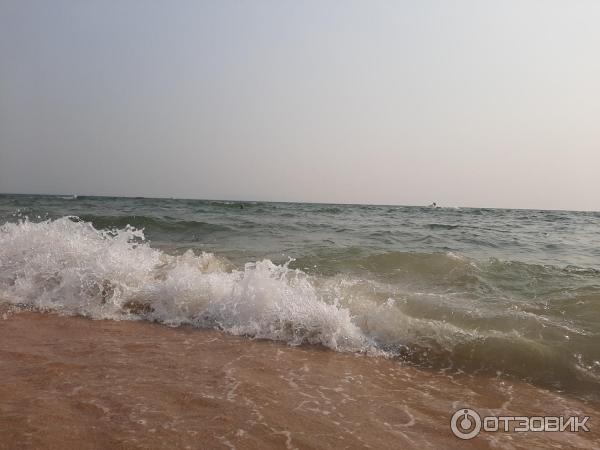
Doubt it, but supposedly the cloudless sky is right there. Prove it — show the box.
[1,0,598,210]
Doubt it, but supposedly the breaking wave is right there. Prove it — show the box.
[1,217,599,398]
[0,217,371,353]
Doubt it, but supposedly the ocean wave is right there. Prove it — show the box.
[0,218,371,353]
[313,206,344,214]
[291,250,482,287]
[1,217,599,397]
[426,223,461,230]
[206,200,264,209]
[76,214,233,233]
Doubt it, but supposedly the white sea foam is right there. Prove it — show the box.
[0,218,372,353]
[1,217,587,372]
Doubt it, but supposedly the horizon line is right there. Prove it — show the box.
[0,192,597,214]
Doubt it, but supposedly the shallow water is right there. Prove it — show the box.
[1,194,599,400]
[1,311,598,449]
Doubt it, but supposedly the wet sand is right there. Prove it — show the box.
[0,311,598,449]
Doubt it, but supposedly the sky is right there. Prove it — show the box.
[0,1,598,210]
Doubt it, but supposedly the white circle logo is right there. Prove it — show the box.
[451,408,482,439]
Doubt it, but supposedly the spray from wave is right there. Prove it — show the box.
[0,217,372,353]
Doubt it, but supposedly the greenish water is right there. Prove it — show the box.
[1,194,599,400]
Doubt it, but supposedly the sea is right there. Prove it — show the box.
[1,193,599,402]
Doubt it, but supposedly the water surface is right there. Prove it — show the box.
[1,194,599,400]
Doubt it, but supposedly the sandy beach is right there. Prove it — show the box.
[2,0,599,447]
[0,310,598,450]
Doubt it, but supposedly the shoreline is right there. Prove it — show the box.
[1,310,598,449]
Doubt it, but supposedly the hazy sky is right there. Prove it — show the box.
[1,1,598,210]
